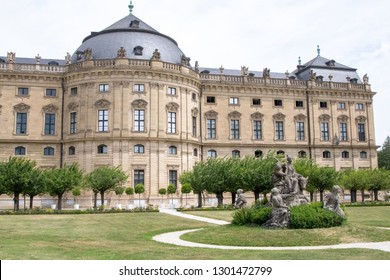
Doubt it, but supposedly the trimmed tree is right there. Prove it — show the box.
[85,166,128,209]
[159,188,167,205]
[125,187,134,206]
[134,183,145,207]
[181,183,192,206]
[45,163,83,210]
[167,184,176,206]
[0,157,38,211]
[114,186,125,207]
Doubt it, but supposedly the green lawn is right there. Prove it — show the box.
[0,207,389,260]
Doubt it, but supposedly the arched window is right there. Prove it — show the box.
[323,150,331,159]
[169,146,177,155]
[298,151,307,158]
[134,144,145,154]
[255,150,263,158]
[15,146,26,156]
[44,147,55,156]
[360,151,368,159]
[341,151,349,159]
[97,144,108,154]
[277,150,285,156]
[68,146,76,156]
[134,46,143,56]
[232,150,241,158]
[208,150,217,158]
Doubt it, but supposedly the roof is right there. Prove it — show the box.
[72,13,187,65]
[199,67,286,79]
[0,56,66,65]
[292,55,362,83]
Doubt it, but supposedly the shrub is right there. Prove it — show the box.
[250,207,272,225]
[231,207,252,226]
[289,203,345,229]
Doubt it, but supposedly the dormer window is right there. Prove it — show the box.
[326,60,335,66]
[130,20,140,28]
[249,73,255,77]
[48,61,59,66]
[200,70,210,74]
[0,58,6,63]
[134,46,144,56]
[350,78,358,84]
[316,75,324,82]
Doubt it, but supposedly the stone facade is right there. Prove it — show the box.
[0,12,378,208]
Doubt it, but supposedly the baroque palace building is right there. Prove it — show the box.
[0,4,377,206]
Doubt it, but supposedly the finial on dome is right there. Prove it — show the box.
[129,0,134,15]
[317,45,321,56]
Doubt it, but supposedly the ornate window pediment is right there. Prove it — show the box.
[251,112,264,120]
[319,114,331,122]
[191,108,199,117]
[166,102,179,112]
[14,103,30,112]
[95,99,111,109]
[228,111,241,119]
[42,104,59,113]
[294,114,306,121]
[67,102,79,112]
[204,110,218,118]
[131,99,148,109]
[337,114,349,122]
[355,116,367,123]
[273,112,286,120]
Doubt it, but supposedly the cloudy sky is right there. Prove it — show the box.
[1,0,389,146]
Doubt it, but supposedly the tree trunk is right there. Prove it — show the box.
[361,189,365,202]
[29,196,34,209]
[231,192,236,205]
[57,193,63,210]
[216,192,223,207]
[197,192,202,208]
[14,192,20,211]
[374,189,379,201]
[100,191,105,208]
[319,189,324,202]
[254,191,260,202]
[310,192,314,202]
[93,192,98,209]
[351,190,357,203]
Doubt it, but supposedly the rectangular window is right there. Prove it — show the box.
[253,120,262,140]
[44,113,56,135]
[231,120,240,139]
[338,102,346,109]
[274,100,283,107]
[192,116,197,137]
[71,87,78,96]
[296,101,304,108]
[340,123,348,141]
[168,112,176,134]
[192,93,197,101]
[99,84,110,92]
[358,123,366,141]
[296,122,305,141]
[98,110,109,132]
[321,122,330,141]
[168,87,177,95]
[229,97,239,105]
[134,170,145,186]
[356,103,364,110]
[252,98,261,106]
[70,112,77,134]
[134,109,145,132]
[275,121,284,140]
[45,89,57,97]
[134,84,145,92]
[320,101,328,109]
[207,119,216,139]
[169,170,178,188]
[18,87,29,96]
[16,113,27,134]
[206,96,216,104]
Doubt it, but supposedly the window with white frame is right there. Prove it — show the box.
[134,109,145,132]
[253,120,262,140]
[133,84,145,92]
[207,119,216,139]
[99,84,110,92]
[230,119,240,139]
[70,112,77,134]
[167,87,177,95]
[167,112,176,134]
[340,123,348,141]
[296,121,305,141]
[275,121,284,140]
[229,97,239,105]
[98,110,109,132]
[134,144,145,154]
[44,113,56,135]
[321,122,330,141]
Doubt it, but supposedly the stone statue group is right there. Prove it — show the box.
[234,156,346,228]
